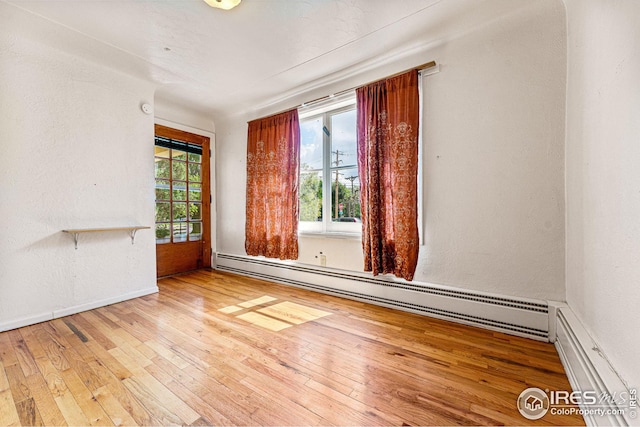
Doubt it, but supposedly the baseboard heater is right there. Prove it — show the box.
[215,253,550,341]
[554,307,633,426]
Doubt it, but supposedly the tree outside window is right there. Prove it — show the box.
[299,102,361,234]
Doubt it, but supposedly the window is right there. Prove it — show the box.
[299,96,361,234]
[154,137,204,244]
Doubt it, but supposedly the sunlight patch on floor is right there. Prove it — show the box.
[219,296,332,331]
[236,312,292,331]
[238,295,278,308]
[258,301,331,325]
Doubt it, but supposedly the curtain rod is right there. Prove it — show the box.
[260,61,437,119]
[301,60,437,109]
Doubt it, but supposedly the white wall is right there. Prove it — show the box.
[0,15,157,330]
[417,1,566,299]
[154,93,216,135]
[564,0,640,390]
[216,0,567,301]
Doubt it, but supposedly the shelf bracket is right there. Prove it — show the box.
[71,232,80,250]
[129,228,139,245]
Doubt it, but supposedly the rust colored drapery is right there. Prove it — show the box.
[245,109,300,260]
[356,70,420,281]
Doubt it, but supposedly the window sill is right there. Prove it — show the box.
[298,231,361,240]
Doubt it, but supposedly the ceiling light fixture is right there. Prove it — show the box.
[203,0,241,10]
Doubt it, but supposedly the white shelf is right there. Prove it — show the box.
[62,226,150,249]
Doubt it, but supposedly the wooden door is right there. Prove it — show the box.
[154,124,211,277]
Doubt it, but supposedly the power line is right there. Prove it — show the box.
[345,175,359,217]
[332,150,344,218]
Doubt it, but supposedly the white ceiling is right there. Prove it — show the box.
[4,0,528,121]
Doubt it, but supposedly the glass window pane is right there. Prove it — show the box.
[155,159,170,179]
[300,171,323,222]
[300,117,323,170]
[155,147,170,158]
[189,222,202,241]
[172,223,187,242]
[188,152,201,163]
[155,223,170,244]
[172,161,186,181]
[331,167,361,221]
[188,164,201,182]
[155,179,170,200]
[172,181,186,201]
[172,149,187,161]
[330,109,357,168]
[189,183,202,201]
[173,202,187,222]
[189,203,202,221]
[155,202,171,222]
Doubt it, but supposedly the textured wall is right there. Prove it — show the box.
[564,0,640,391]
[0,19,157,329]
[216,0,567,301]
[414,0,566,299]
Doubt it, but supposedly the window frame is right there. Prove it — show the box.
[298,95,361,236]
[154,142,204,244]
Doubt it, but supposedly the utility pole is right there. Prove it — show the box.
[345,175,358,217]
[332,150,344,219]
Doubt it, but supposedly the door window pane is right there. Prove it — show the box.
[188,153,201,163]
[155,147,170,158]
[189,222,202,241]
[172,161,186,181]
[173,223,187,242]
[155,180,170,200]
[172,181,186,201]
[155,202,171,222]
[188,164,201,182]
[155,159,170,179]
[189,203,202,221]
[173,202,187,222]
[155,223,170,244]
[172,149,187,161]
[189,183,202,201]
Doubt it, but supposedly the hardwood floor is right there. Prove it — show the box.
[0,269,585,426]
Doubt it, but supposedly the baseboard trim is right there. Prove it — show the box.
[0,286,159,333]
[215,252,550,341]
[0,312,55,334]
[554,306,633,426]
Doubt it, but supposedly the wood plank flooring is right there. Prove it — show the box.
[0,269,585,426]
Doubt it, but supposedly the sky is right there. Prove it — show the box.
[300,108,359,186]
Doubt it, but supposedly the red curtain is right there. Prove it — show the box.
[245,110,300,260]
[356,70,420,281]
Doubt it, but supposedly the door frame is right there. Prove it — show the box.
[155,124,211,276]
